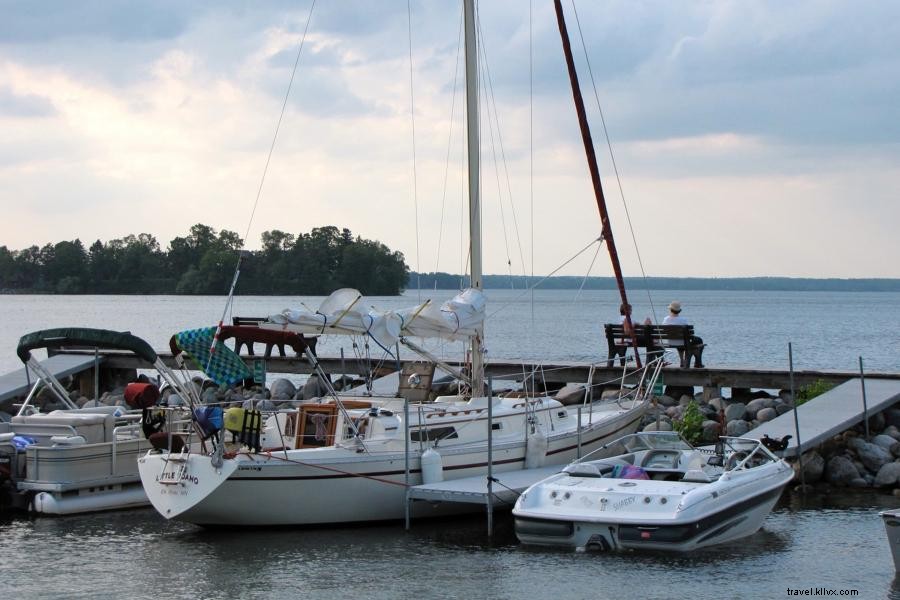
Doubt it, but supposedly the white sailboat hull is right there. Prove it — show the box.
[883,510,900,572]
[139,402,646,526]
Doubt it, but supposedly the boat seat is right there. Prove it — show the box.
[640,450,681,469]
[10,413,115,445]
[681,469,713,483]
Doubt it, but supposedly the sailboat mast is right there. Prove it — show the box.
[464,0,485,395]
[552,0,641,367]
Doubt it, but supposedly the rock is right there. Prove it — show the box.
[892,442,900,458]
[825,455,860,486]
[799,451,825,483]
[302,375,329,400]
[269,378,297,401]
[678,395,694,407]
[756,407,777,423]
[778,389,794,406]
[874,462,900,487]
[699,404,719,420]
[775,404,793,416]
[724,402,747,423]
[873,434,897,450]
[708,397,725,412]
[656,395,677,408]
[725,419,750,437]
[848,477,869,488]
[856,442,892,473]
[701,420,721,443]
[643,421,673,432]
[243,398,275,412]
[884,408,900,429]
[745,398,768,419]
[846,437,866,452]
[665,406,684,421]
[883,425,900,440]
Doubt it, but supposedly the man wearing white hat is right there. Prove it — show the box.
[663,301,704,367]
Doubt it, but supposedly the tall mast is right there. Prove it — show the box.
[464,0,485,394]
[552,0,641,367]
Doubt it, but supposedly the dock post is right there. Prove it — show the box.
[93,347,99,403]
[860,357,870,440]
[404,396,410,531]
[789,343,805,491]
[577,406,582,459]
[487,375,493,537]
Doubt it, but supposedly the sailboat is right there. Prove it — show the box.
[137,0,655,527]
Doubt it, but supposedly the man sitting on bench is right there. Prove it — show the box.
[662,300,704,368]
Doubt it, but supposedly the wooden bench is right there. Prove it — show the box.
[603,324,704,368]
[226,318,317,358]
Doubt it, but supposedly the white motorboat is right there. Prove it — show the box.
[0,328,195,514]
[883,509,900,571]
[513,432,794,552]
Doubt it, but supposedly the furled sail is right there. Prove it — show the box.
[265,288,485,348]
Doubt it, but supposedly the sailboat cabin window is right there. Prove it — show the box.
[411,427,458,442]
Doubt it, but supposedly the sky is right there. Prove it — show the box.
[1,0,898,279]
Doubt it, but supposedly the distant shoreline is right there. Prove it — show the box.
[408,273,900,293]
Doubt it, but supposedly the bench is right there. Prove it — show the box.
[603,324,704,368]
[225,319,318,359]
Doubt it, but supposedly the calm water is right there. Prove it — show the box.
[1,289,899,375]
[1,291,899,598]
[0,494,898,599]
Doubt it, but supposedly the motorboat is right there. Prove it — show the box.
[513,432,794,552]
[0,328,195,514]
[883,509,900,571]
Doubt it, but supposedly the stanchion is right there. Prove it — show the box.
[487,374,494,537]
[859,356,870,440]
[789,342,805,491]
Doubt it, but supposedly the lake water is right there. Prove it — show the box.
[1,290,899,598]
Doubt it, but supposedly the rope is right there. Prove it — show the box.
[208,0,317,360]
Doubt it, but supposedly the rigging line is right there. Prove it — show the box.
[574,238,603,304]
[570,0,659,322]
[477,38,514,287]
[487,235,603,318]
[435,9,465,274]
[529,0,535,327]
[407,0,422,301]
[476,17,528,281]
[208,0,316,366]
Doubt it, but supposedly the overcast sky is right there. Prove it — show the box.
[1,0,898,278]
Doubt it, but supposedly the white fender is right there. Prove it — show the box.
[525,424,548,469]
[421,447,444,484]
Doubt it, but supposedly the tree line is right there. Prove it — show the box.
[0,224,409,296]
[410,272,900,292]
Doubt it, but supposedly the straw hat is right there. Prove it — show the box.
[668,301,682,313]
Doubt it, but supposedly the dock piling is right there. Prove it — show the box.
[860,356,870,440]
[789,342,805,491]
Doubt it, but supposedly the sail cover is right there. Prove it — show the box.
[266,288,485,349]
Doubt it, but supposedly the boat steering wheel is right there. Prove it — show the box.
[726,451,748,471]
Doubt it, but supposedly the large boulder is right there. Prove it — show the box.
[643,421,673,432]
[302,375,329,400]
[724,402,747,423]
[856,442,892,473]
[875,462,900,487]
[799,451,825,483]
[756,407,777,423]
[269,378,297,401]
[825,455,860,486]
[873,434,897,450]
[725,419,750,437]
[707,397,725,412]
[883,425,900,441]
[701,420,721,443]
[745,398,768,420]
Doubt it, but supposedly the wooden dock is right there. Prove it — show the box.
[745,377,900,457]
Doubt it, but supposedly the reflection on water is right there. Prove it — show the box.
[1,492,898,600]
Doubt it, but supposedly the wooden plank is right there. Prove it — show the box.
[745,378,900,457]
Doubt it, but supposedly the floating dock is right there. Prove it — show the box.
[407,465,561,506]
[746,377,900,457]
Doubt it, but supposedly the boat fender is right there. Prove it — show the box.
[525,424,548,469]
[421,447,444,484]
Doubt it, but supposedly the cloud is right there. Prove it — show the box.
[0,85,55,117]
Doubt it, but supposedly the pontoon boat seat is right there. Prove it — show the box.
[10,412,115,445]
